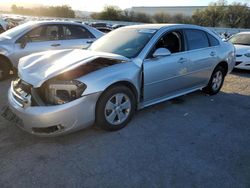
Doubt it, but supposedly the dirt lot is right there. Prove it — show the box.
[0,70,249,188]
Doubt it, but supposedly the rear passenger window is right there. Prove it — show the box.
[207,33,220,46]
[185,29,209,50]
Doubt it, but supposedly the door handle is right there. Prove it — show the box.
[178,57,188,64]
[210,51,216,56]
[86,40,94,44]
[51,44,61,47]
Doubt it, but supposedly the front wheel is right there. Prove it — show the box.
[203,66,226,95]
[96,85,136,131]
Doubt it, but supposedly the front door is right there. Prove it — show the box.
[143,30,190,103]
[13,24,64,67]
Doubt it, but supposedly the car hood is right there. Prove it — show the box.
[234,44,250,55]
[18,49,130,87]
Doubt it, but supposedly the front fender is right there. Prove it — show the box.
[0,44,14,66]
[0,47,10,57]
[78,62,142,98]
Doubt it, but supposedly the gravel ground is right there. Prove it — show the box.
[0,70,249,188]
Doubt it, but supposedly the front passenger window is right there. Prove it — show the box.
[45,25,60,41]
[25,26,44,42]
[21,25,60,42]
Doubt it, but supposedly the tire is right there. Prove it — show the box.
[203,66,226,95]
[96,85,136,131]
[0,58,11,81]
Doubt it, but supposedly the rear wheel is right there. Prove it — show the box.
[203,66,226,95]
[0,58,11,81]
[96,85,136,131]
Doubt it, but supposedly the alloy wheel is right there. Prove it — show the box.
[104,93,131,125]
[212,70,223,91]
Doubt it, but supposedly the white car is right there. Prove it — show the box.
[229,32,250,70]
[0,21,104,80]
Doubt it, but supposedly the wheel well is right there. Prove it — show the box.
[217,61,228,74]
[95,81,139,116]
[106,81,139,101]
[0,55,13,70]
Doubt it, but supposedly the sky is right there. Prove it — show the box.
[1,0,250,12]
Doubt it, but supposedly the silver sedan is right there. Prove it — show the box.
[3,24,235,136]
[0,21,104,80]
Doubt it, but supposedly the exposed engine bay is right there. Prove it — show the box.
[13,57,124,106]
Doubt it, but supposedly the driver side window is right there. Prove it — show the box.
[148,30,184,58]
[19,25,60,43]
[157,31,183,53]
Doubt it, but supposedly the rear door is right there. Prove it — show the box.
[13,24,64,65]
[183,29,219,87]
[61,24,96,49]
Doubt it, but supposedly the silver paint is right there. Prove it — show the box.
[7,24,235,136]
[0,21,104,68]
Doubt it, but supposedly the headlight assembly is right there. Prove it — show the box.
[45,80,86,105]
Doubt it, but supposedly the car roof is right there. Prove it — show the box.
[24,20,85,26]
[124,23,204,30]
[123,23,218,38]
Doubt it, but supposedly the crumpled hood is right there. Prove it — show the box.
[234,44,250,55]
[18,49,129,87]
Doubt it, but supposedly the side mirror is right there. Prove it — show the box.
[153,48,171,58]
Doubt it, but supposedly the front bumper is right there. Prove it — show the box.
[5,88,101,136]
[235,55,250,70]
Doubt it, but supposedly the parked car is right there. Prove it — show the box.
[2,24,235,136]
[112,24,126,29]
[229,32,250,70]
[0,21,104,80]
[0,18,8,33]
[90,22,111,29]
[95,27,112,33]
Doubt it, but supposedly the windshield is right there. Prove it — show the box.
[229,33,250,46]
[0,22,33,39]
[89,28,157,58]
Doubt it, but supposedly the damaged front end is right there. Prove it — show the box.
[12,57,124,107]
[11,78,86,107]
[5,49,133,136]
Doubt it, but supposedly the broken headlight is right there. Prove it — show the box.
[45,80,86,105]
